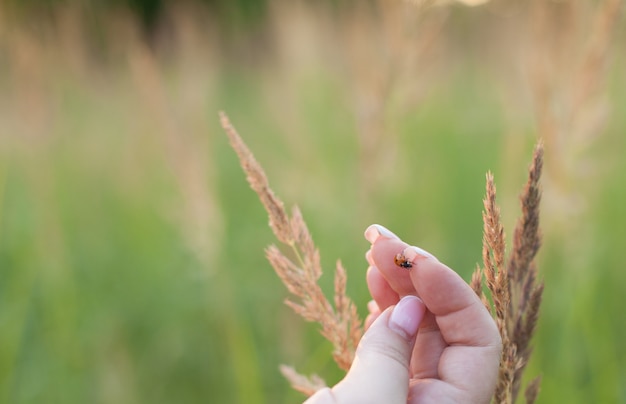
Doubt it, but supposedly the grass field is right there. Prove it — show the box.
[0,1,625,403]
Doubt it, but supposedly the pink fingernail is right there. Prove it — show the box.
[403,245,437,262]
[389,295,426,339]
[364,224,399,244]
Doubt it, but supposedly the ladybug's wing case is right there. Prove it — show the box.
[393,253,413,269]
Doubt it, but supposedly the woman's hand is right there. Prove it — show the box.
[305,224,502,404]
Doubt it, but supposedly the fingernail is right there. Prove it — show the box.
[364,224,399,244]
[403,245,437,262]
[389,295,426,339]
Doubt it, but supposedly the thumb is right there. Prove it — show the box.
[314,296,426,403]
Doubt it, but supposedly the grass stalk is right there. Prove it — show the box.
[220,111,363,394]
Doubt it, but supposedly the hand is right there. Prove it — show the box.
[305,224,502,404]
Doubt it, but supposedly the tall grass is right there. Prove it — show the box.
[0,1,624,403]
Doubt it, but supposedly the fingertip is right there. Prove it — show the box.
[364,224,400,244]
[403,245,437,262]
[367,299,379,314]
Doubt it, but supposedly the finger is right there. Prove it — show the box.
[366,265,400,311]
[364,225,415,296]
[332,296,426,404]
[364,314,377,330]
[364,225,445,378]
[402,245,500,346]
[410,310,446,379]
[401,245,501,403]
[365,300,381,330]
[303,388,335,404]
[367,299,380,315]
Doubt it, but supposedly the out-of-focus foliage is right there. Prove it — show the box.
[0,1,624,403]
[2,0,269,30]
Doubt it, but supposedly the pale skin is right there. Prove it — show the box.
[305,224,502,404]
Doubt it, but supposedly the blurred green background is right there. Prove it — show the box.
[0,0,625,402]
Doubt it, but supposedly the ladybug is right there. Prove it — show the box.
[394,253,413,269]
